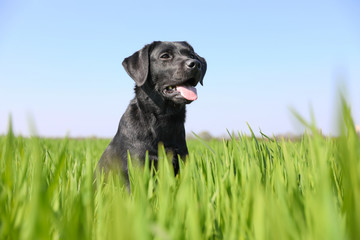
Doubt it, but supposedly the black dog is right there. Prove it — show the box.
[96,41,206,184]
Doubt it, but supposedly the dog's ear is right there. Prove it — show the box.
[122,44,151,87]
[196,54,207,86]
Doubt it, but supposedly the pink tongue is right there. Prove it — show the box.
[176,85,198,101]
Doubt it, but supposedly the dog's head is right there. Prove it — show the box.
[122,41,207,105]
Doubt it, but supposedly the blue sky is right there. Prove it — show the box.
[1,0,359,137]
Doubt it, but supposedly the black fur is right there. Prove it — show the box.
[96,41,206,184]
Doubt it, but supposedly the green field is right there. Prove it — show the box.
[1,102,359,240]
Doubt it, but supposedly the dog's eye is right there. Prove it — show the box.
[189,54,195,59]
[160,53,171,59]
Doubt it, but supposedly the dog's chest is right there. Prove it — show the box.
[153,115,184,142]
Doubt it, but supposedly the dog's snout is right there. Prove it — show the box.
[186,59,201,69]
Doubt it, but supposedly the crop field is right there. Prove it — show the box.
[1,102,359,240]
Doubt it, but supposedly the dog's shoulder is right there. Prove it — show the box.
[118,98,155,138]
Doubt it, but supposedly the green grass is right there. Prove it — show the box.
[1,102,359,239]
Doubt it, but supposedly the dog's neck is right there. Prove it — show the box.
[134,84,186,117]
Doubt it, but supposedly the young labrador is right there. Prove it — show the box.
[96,41,206,184]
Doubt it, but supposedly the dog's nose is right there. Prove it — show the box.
[186,59,201,69]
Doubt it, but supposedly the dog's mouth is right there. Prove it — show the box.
[162,78,198,101]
